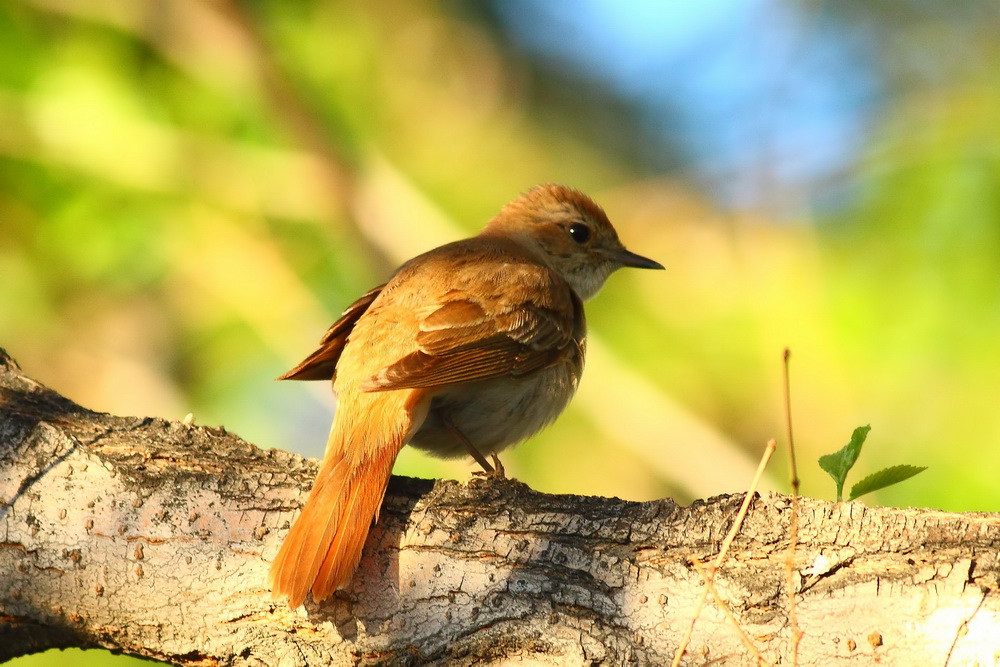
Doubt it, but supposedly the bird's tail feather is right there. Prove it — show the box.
[269,425,404,608]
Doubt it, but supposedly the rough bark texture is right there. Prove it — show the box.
[1,347,998,666]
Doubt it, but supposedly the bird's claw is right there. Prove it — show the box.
[472,453,506,480]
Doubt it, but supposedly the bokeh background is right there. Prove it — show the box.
[3,1,999,664]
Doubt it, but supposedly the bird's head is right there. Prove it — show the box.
[482,183,663,300]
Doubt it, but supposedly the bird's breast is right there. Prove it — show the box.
[408,350,584,459]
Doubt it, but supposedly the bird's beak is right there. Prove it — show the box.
[605,248,665,270]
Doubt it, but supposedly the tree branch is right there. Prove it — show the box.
[1,347,997,665]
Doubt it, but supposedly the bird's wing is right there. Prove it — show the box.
[277,285,385,381]
[361,265,584,391]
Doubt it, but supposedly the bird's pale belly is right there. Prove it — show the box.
[407,360,582,459]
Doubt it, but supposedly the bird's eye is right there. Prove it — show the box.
[568,222,591,244]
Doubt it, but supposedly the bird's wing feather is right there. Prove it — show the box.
[362,266,583,391]
[277,285,385,381]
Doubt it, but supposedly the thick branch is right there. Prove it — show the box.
[0,347,997,666]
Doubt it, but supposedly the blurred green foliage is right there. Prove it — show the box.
[6,649,148,667]
[2,1,1000,664]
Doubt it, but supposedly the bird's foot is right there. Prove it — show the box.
[472,453,506,480]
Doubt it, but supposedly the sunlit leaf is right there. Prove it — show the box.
[818,425,871,502]
[849,465,928,501]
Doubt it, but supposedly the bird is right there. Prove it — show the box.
[269,183,663,607]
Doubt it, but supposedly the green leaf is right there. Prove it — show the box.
[818,425,871,501]
[849,465,927,501]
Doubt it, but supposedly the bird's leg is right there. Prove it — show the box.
[442,417,505,479]
[489,452,506,480]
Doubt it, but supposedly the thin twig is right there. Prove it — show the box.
[670,439,777,667]
[690,558,770,666]
[782,348,803,664]
[783,348,799,496]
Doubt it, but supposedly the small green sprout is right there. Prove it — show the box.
[818,425,926,502]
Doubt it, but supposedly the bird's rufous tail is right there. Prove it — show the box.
[269,426,404,608]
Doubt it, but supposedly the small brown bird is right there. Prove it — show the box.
[269,184,663,607]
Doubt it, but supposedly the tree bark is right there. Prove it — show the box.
[0,347,997,666]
